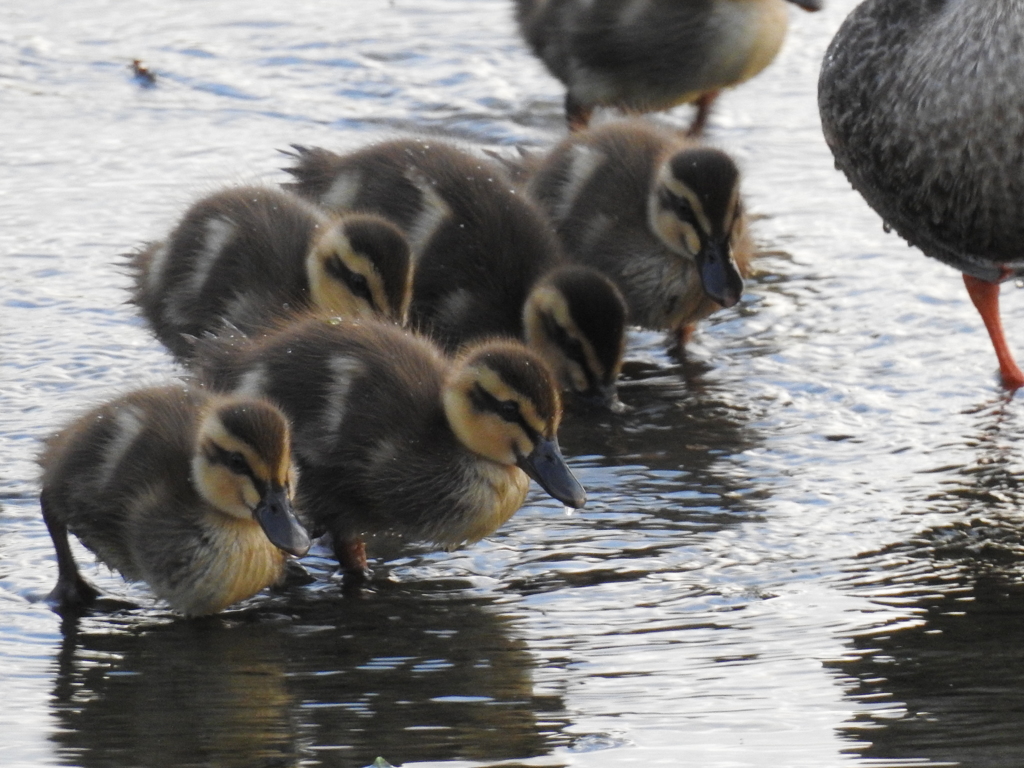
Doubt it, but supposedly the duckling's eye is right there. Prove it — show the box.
[344,270,373,304]
[326,255,375,305]
[498,400,520,421]
[470,383,525,425]
[225,451,250,475]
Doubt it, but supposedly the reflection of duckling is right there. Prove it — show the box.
[819,0,1024,390]
[39,386,310,615]
[195,315,586,578]
[129,186,411,362]
[514,0,822,133]
[283,141,627,406]
[526,119,753,347]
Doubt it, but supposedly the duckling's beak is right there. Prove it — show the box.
[786,0,822,10]
[517,438,587,509]
[695,237,744,308]
[254,486,311,557]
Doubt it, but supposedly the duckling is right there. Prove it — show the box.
[193,315,586,579]
[38,386,310,616]
[283,140,628,407]
[513,0,822,134]
[521,266,627,409]
[526,119,753,348]
[129,185,411,363]
[819,0,1024,390]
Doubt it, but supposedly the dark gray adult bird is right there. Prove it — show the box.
[819,0,1024,390]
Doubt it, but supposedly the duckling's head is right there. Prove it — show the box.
[443,341,587,509]
[523,266,627,412]
[307,214,412,324]
[192,397,310,557]
[649,147,745,308]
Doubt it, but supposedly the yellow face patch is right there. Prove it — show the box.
[193,411,281,519]
[443,363,547,466]
[307,228,390,320]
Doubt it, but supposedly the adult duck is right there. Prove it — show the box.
[819,0,1024,389]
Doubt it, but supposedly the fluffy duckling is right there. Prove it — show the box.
[283,139,628,406]
[521,266,626,409]
[38,386,310,616]
[194,315,586,579]
[526,119,753,347]
[514,0,822,134]
[129,186,411,363]
[819,0,1024,390]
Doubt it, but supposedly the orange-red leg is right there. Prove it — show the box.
[334,535,369,585]
[963,274,1024,390]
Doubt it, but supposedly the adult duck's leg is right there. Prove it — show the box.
[41,492,100,611]
[963,274,1024,390]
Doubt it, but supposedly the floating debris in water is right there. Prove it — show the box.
[130,59,157,87]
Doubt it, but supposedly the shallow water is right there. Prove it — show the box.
[4,1,1024,766]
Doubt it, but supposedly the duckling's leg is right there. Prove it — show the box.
[687,91,720,137]
[963,274,1024,391]
[334,535,369,584]
[41,493,100,612]
[565,93,593,133]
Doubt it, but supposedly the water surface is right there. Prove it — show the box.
[4,1,1024,766]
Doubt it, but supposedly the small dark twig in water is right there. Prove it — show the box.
[130,59,156,87]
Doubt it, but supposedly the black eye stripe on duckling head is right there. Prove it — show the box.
[658,187,701,231]
[216,402,288,473]
[325,254,375,306]
[666,148,739,236]
[205,443,259,484]
[469,382,537,436]
[343,217,410,312]
[548,269,626,384]
[540,311,597,389]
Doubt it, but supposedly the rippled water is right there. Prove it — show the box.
[4,1,1024,766]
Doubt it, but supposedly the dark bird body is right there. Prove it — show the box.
[514,0,822,133]
[819,0,1024,389]
[284,140,627,405]
[129,186,410,363]
[194,316,585,577]
[39,386,309,616]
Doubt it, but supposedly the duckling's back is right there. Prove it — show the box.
[130,187,320,359]
[194,317,473,538]
[39,387,203,581]
[286,140,564,350]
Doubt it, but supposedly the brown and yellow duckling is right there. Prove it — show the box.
[514,0,822,134]
[39,386,310,616]
[194,315,586,580]
[129,185,411,363]
[526,119,753,349]
[283,140,628,407]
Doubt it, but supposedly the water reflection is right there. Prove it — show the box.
[49,579,568,768]
[832,403,1024,767]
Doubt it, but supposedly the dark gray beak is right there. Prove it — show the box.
[255,486,311,557]
[517,437,587,509]
[786,0,822,10]
[695,237,744,308]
